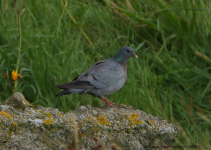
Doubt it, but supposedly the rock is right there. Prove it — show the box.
[0,92,179,150]
[1,92,32,108]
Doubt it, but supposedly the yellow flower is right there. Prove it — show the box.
[12,70,19,81]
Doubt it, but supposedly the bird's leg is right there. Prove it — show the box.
[100,97,115,107]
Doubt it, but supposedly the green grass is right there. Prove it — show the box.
[0,0,210,149]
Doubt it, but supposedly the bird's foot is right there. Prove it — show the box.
[101,97,115,107]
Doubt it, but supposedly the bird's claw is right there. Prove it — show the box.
[101,97,115,107]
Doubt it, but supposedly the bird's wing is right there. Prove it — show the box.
[79,59,124,89]
[56,60,124,89]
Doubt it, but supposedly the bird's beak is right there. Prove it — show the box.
[133,53,138,58]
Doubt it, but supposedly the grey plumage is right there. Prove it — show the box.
[56,46,137,106]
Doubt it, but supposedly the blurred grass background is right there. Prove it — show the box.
[0,0,211,149]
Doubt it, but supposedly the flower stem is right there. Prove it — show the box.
[14,9,25,91]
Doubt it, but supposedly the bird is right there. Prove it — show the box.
[56,46,138,106]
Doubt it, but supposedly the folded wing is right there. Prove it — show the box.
[56,59,123,90]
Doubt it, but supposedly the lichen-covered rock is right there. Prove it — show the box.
[0,93,179,150]
[1,92,32,108]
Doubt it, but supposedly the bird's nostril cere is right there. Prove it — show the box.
[133,53,138,58]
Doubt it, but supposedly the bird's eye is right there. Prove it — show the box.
[127,50,129,52]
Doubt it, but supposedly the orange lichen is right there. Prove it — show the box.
[0,111,13,119]
[96,115,111,126]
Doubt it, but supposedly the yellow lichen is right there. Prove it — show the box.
[79,117,91,128]
[96,115,111,126]
[36,109,41,114]
[8,129,13,139]
[44,118,53,125]
[81,133,85,137]
[89,116,94,119]
[18,128,23,132]
[13,121,18,126]
[8,122,18,140]
[30,111,33,114]
[127,113,142,127]
[131,113,139,119]
[92,126,100,133]
[58,112,63,118]
[146,120,153,125]
[46,112,53,118]
[0,111,13,119]
[106,121,111,126]
[83,118,89,122]
[147,120,158,129]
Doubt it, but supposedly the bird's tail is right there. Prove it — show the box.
[56,89,84,96]
[56,89,71,96]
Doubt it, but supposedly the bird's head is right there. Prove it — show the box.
[114,46,138,62]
